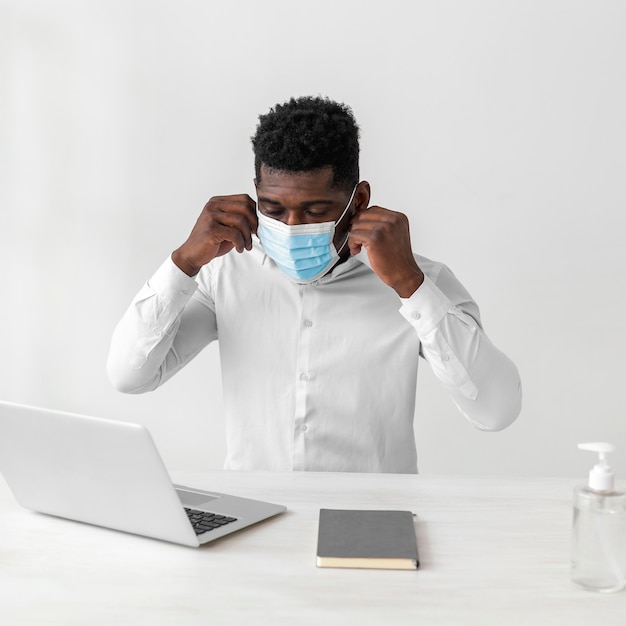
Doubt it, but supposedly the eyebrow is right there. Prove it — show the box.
[257,196,336,208]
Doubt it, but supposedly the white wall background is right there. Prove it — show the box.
[1,0,625,478]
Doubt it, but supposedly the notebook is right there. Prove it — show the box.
[0,401,286,547]
[316,508,419,570]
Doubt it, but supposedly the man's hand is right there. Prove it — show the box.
[172,194,257,277]
[348,206,424,298]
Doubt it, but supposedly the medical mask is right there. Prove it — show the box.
[256,185,357,284]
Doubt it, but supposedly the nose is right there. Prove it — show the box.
[285,211,304,226]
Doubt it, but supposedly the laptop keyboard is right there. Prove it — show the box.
[184,507,238,536]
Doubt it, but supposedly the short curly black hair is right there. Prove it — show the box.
[252,96,360,192]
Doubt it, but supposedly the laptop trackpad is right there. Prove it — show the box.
[176,489,220,508]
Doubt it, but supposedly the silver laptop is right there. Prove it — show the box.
[0,401,286,547]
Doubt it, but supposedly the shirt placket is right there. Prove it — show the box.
[292,285,316,470]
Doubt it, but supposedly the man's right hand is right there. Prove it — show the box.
[172,194,257,277]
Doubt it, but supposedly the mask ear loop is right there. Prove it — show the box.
[334,184,358,255]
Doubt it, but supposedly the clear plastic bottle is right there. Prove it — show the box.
[571,443,626,592]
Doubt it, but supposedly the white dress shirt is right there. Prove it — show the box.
[107,241,522,473]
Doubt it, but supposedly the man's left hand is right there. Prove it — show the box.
[348,206,424,298]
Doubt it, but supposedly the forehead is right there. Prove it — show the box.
[256,164,344,201]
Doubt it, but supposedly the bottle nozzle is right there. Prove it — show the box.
[578,442,616,492]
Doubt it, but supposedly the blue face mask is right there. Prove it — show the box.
[256,185,357,284]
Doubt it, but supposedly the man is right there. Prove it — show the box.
[107,96,522,473]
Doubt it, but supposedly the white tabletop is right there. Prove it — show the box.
[0,470,624,625]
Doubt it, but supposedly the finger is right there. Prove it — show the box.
[347,236,362,256]
[350,210,398,227]
[210,222,249,254]
[347,226,378,254]
[348,224,383,246]
[211,211,255,250]
[208,195,258,236]
[350,212,410,247]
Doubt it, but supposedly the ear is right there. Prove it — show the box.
[353,181,371,214]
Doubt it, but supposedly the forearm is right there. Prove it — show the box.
[400,271,522,431]
[107,257,217,394]
[423,311,522,430]
[107,304,193,394]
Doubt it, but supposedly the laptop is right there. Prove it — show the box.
[0,401,286,547]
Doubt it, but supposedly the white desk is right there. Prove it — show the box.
[0,471,624,625]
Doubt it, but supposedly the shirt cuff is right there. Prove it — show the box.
[398,274,452,335]
[147,255,199,304]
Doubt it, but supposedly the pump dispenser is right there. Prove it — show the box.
[579,443,615,492]
[571,442,626,592]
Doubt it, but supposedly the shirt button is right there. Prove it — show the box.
[412,312,421,320]
[442,353,450,362]
[299,424,308,432]
[303,319,313,327]
[300,373,310,381]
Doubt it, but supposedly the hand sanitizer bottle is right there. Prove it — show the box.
[571,442,626,592]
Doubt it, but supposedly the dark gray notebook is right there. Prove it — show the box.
[316,509,419,570]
